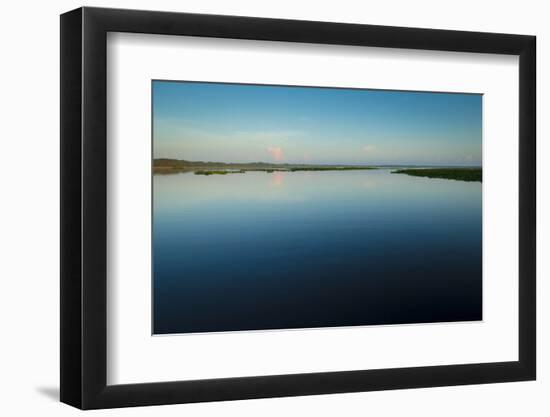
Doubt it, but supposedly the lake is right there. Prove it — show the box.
[153,169,482,334]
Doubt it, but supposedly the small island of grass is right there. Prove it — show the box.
[288,166,377,172]
[391,168,482,182]
[195,169,246,175]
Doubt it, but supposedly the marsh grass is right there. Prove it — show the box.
[392,168,482,182]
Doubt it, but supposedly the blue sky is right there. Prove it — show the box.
[153,81,482,166]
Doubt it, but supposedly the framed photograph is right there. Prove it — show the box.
[60,7,536,409]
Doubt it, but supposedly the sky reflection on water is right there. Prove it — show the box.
[153,169,482,334]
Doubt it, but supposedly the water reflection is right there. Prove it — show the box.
[362,178,377,190]
[153,169,482,334]
[269,171,285,187]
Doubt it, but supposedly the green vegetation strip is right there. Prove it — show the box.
[287,167,377,172]
[391,168,482,182]
[194,167,378,175]
[194,170,246,175]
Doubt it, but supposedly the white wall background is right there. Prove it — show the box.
[0,0,545,415]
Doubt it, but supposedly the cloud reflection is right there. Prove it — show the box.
[270,172,286,187]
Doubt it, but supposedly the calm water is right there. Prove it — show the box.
[153,169,482,334]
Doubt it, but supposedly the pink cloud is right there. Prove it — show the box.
[267,146,285,161]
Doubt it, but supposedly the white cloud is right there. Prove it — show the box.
[363,145,377,153]
[234,130,305,141]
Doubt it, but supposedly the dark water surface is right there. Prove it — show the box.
[153,169,482,334]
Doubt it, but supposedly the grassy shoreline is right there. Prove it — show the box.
[391,168,482,182]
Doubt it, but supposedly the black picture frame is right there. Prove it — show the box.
[60,6,536,410]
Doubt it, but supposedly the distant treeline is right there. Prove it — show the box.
[154,158,377,174]
[154,158,284,168]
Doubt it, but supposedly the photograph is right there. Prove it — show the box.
[152,80,483,335]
